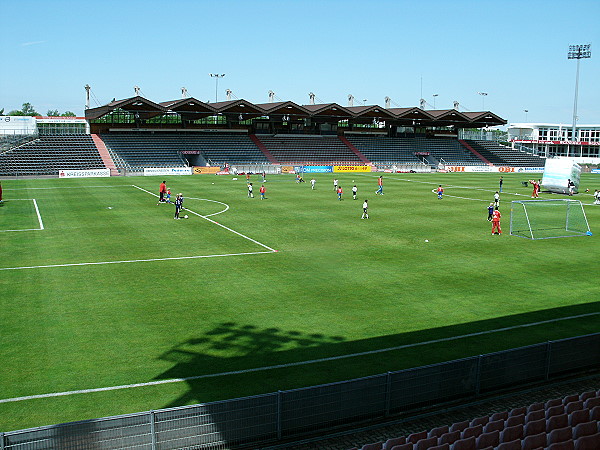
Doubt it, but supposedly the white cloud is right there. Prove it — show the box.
[21,41,45,47]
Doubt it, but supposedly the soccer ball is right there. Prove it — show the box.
[184,215,189,219]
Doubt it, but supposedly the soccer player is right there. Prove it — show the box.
[487,203,494,221]
[352,185,358,200]
[491,209,502,235]
[174,194,183,219]
[0,181,3,203]
[259,184,266,200]
[594,190,600,205]
[361,199,369,219]
[337,186,343,201]
[529,179,539,198]
[375,176,383,195]
[310,178,316,190]
[248,182,254,198]
[333,178,338,191]
[158,180,167,204]
[499,176,503,193]
[494,191,500,210]
[165,188,172,204]
[437,185,444,199]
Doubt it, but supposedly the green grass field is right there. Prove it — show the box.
[1,172,599,432]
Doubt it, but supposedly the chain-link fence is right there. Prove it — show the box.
[2,333,599,449]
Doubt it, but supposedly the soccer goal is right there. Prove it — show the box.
[510,199,591,240]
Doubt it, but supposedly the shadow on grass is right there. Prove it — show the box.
[156,301,600,408]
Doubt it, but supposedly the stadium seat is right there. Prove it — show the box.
[449,421,470,433]
[579,391,597,402]
[390,443,413,450]
[526,410,546,423]
[589,405,600,421]
[547,440,575,450]
[490,411,508,422]
[383,436,406,449]
[569,409,590,427]
[573,421,598,440]
[546,405,566,419]
[563,394,581,405]
[500,424,523,443]
[414,436,437,450]
[583,397,600,410]
[461,424,483,439]
[495,440,522,450]
[475,430,499,449]
[407,431,428,444]
[546,398,564,409]
[428,425,449,438]
[469,416,489,427]
[566,401,585,414]
[574,432,600,450]
[548,426,574,445]
[524,418,546,437]
[547,414,569,432]
[361,442,383,450]
[483,420,503,433]
[505,414,525,427]
[522,431,547,449]
[449,436,476,450]
[439,431,461,446]
[528,402,545,413]
[428,444,450,450]
[509,406,527,417]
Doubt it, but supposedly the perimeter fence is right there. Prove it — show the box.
[2,332,599,449]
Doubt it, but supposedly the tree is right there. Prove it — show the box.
[61,111,76,117]
[47,109,59,117]
[8,103,40,116]
[0,108,4,115]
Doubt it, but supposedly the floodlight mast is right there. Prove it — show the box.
[568,44,591,143]
[209,74,226,102]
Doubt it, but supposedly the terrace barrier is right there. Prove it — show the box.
[2,332,599,449]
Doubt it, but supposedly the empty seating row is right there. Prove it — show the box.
[464,140,546,167]
[0,135,105,176]
[346,136,424,164]
[351,390,600,450]
[258,136,361,164]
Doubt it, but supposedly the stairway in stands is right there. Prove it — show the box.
[91,134,119,176]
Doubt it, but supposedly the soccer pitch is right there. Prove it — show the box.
[1,172,599,431]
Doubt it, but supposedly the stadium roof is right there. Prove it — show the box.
[85,96,506,127]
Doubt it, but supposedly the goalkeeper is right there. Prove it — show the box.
[491,209,502,235]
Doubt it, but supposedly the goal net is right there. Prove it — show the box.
[510,199,591,240]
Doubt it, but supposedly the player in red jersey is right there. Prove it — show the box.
[491,209,502,235]
[529,179,539,198]
[158,181,167,204]
[437,185,444,199]
[337,186,343,201]
[259,185,266,200]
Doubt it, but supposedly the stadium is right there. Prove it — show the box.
[1,82,600,450]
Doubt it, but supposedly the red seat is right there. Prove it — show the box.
[546,398,563,409]
[475,430,499,449]
[528,402,544,413]
[383,437,406,449]
[509,406,527,417]
[579,391,596,402]
[450,421,470,433]
[565,401,584,414]
[522,431,547,450]
[574,432,600,450]
[449,436,476,450]
[439,431,461,446]
[461,424,483,439]
[563,394,580,405]
[428,425,449,439]
[483,420,504,434]
[573,421,598,440]
[495,440,521,450]
[590,405,600,421]
[526,410,545,423]
[547,414,569,432]
[548,426,573,445]
[429,444,450,450]
[569,409,590,427]
[506,414,525,427]
[390,444,412,450]
[469,416,489,427]
[524,418,546,437]
[546,405,566,419]
[415,436,437,450]
[583,397,600,410]
[490,411,509,422]
[407,431,428,444]
[547,440,575,450]
[500,424,523,443]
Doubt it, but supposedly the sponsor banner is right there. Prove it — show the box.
[35,116,86,124]
[447,166,544,173]
[0,116,37,135]
[303,166,333,173]
[591,169,600,174]
[333,165,371,173]
[181,150,200,154]
[511,140,600,146]
[515,167,545,173]
[193,166,220,174]
[143,167,192,176]
[281,166,294,174]
[59,169,110,178]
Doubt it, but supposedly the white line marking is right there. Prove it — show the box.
[184,197,229,217]
[2,186,130,190]
[0,311,596,404]
[0,251,274,271]
[132,185,276,252]
[0,199,44,233]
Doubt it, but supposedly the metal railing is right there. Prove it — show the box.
[2,333,599,449]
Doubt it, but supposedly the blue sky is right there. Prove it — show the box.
[1,0,598,126]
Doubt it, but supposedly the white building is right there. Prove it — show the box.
[508,123,600,163]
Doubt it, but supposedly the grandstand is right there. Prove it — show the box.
[0,135,105,176]
[463,140,546,167]
[257,135,362,165]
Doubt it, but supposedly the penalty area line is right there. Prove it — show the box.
[1,311,597,404]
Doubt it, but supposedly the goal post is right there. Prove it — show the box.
[510,199,591,240]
